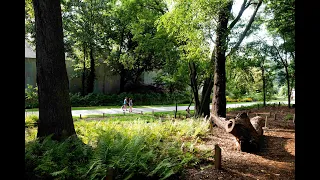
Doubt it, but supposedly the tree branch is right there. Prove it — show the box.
[227,0,262,57]
[228,0,249,31]
[273,43,287,68]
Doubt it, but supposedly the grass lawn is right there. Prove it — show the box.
[25,102,258,111]
[25,99,290,112]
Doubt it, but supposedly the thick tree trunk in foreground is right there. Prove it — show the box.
[211,1,233,118]
[211,112,264,152]
[33,0,76,141]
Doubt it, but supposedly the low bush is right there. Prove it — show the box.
[25,116,211,179]
[226,96,254,103]
[25,114,39,127]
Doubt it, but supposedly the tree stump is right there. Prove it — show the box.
[210,112,264,153]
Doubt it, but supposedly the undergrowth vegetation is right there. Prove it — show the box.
[25,115,212,179]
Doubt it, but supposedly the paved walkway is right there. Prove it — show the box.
[25,101,293,117]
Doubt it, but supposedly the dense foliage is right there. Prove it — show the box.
[25,115,211,179]
[25,87,191,109]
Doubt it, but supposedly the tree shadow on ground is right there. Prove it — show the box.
[217,158,295,180]
[256,134,295,163]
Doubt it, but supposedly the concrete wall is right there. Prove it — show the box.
[142,69,161,85]
[25,58,160,94]
[93,63,120,94]
[25,59,120,94]
[25,58,37,88]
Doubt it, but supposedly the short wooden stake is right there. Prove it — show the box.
[80,114,82,119]
[106,167,114,180]
[274,113,277,120]
[265,116,268,128]
[214,144,221,169]
[293,114,295,123]
[103,113,105,118]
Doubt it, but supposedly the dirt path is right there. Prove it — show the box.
[184,106,295,180]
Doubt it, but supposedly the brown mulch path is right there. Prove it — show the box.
[182,106,295,180]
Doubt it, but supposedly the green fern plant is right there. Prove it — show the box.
[25,135,93,180]
[25,113,212,180]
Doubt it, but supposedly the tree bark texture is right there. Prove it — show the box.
[262,66,266,107]
[211,1,233,118]
[210,112,264,153]
[119,66,126,93]
[82,46,87,96]
[189,61,200,117]
[199,76,214,117]
[33,0,76,141]
[87,48,95,94]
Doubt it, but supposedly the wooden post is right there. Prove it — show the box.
[265,116,268,128]
[80,114,82,119]
[293,114,295,124]
[106,167,114,180]
[214,144,221,169]
[152,110,154,116]
[278,102,281,107]
[274,113,277,120]
[103,113,105,118]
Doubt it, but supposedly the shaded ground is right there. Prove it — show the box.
[183,106,295,180]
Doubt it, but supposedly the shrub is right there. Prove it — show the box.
[284,114,294,121]
[25,84,38,109]
[226,96,237,102]
[241,97,253,102]
[25,117,211,180]
[25,115,39,127]
[25,135,93,180]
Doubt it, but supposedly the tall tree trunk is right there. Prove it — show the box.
[33,0,76,141]
[199,75,214,117]
[262,66,266,107]
[285,66,291,108]
[119,66,126,93]
[87,48,95,94]
[189,61,200,117]
[211,1,233,118]
[82,46,87,96]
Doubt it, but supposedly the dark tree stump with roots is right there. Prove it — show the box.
[210,112,265,153]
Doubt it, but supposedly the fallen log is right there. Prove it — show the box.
[210,112,264,153]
